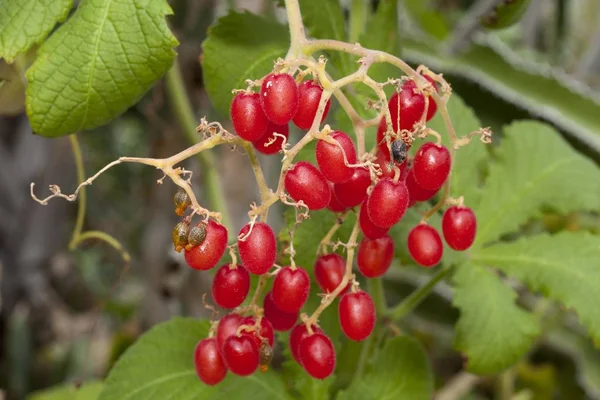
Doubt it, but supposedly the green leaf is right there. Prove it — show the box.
[99,317,292,400]
[452,262,540,375]
[26,0,178,137]
[0,0,73,63]
[28,381,103,400]
[403,0,450,40]
[337,336,433,400]
[475,121,600,245]
[472,232,600,345]
[281,346,334,400]
[202,11,288,116]
[403,39,600,151]
[298,0,352,76]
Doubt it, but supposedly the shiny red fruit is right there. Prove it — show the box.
[407,224,444,267]
[289,323,323,364]
[263,291,298,331]
[194,338,228,385]
[293,80,331,130]
[222,334,260,376]
[334,167,371,208]
[359,201,389,239]
[412,142,451,191]
[260,73,299,125]
[216,313,243,353]
[357,235,394,278]
[367,178,410,228]
[339,291,376,341]
[238,222,277,275]
[230,92,269,141]
[284,161,331,210]
[316,131,357,183]
[184,220,228,270]
[327,182,348,212]
[240,316,275,348]
[212,264,250,309]
[442,206,477,251]
[252,122,289,155]
[272,266,310,313]
[314,253,348,295]
[406,167,438,205]
[299,333,336,379]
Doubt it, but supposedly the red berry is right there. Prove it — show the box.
[222,334,260,376]
[357,235,394,278]
[315,131,357,183]
[252,122,289,155]
[240,316,275,348]
[339,291,375,341]
[238,222,277,275]
[367,178,410,228]
[327,182,348,212]
[334,167,371,208]
[230,92,269,141]
[216,313,243,353]
[212,264,250,309]
[284,161,331,210]
[260,73,299,125]
[359,201,389,239]
[442,206,477,251]
[314,254,348,295]
[406,167,438,205]
[194,338,228,385]
[263,291,298,331]
[272,266,310,313]
[388,77,438,133]
[293,80,331,130]
[184,220,228,270]
[299,332,336,379]
[412,142,451,191]
[289,324,323,364]
[407,224,444,267]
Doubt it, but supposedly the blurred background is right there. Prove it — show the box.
[1,0,600,399]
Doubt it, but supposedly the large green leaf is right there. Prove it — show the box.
[403,40,600,151]
[99,317,292,400]
[475,121,600,245]
[337,336,433,400]
[202,11,288,116]
[473,232,600,345]
[28,381,103,400]
[452,262,540,375]
[0,0,73,63]
[26,0,178,137]
[298,0,351,76]
[28,382,102,400]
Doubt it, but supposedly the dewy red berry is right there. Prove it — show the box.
[289,323,323,364]
[222,334,260,376]
[216,313,243,353]
[299,332,336,379]
[252,122,289,155]
[357,235,394,278]
[240,316,275,347]
[315,131,357,183]
[406,167,438,205]
[407,224,444,267]
[263,291,298,331]
[334,167,371,208]
[293,80,331,130]
[339,291,375,341]
[387,76,439,133]
[412,142,451,191]
[272,266,310,313]
[359,201,389,239]
[327,183,348,213]
[442,206,477,251]
[314,254,348,295]
[230,92,269,141]
[284,161,332,210]
[260,73,299,125]
[184,220,228,270]
[367,178,410,228]
[238,222,277,275]
[211,264,250,309]
[194,338,228,385]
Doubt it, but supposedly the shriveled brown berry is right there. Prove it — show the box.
[172,221,190,252]
[258,340,274,372]
[186,222,207,251]
[174,188,191,216]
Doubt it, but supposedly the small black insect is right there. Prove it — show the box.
[391,140,408,164]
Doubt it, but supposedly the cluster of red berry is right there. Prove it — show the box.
[177,70,477,385]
